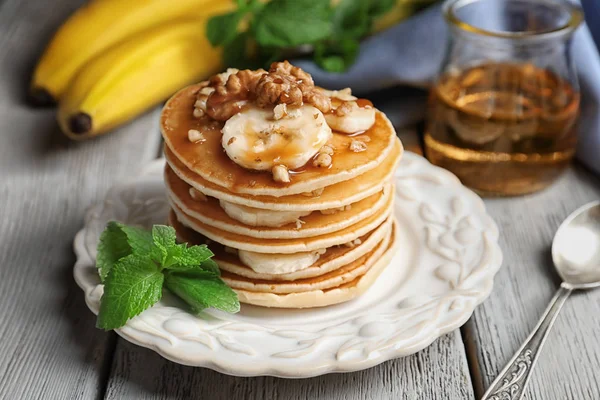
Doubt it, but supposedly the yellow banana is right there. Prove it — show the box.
[58,19,222,140]
[30,0,234,106]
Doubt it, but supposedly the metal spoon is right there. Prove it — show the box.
[482,201,600,400]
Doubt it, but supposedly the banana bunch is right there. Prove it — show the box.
[31,0,233,139]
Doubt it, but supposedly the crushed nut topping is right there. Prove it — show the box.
[272,164,290,183]
[189,187,207,201]
[349,139,367,152]
[201,61,331,122]
[295,219,305,230]
[320,145,334,155]
[343,238,363,248]
[313,152,332,168]
[335,101,357,117]
[188,129,205,143]
[287,106,302,118]
[273,103,287,120]
[301,187,324,197]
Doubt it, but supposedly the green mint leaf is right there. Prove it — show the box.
[223,32,258,69]
[254,0,333,47]
[331,0,370,39]
[97,222,131,282]
[151,225,178,266]
[207,11,244,46]
[368,0,396,18]
[176,244,214,265]
[96,254,164,330]
[96,221,154,282]
[165,270,239,314]
[315,38,359,73]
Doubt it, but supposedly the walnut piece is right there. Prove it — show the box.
[202,61,332,122]
[313,153,332,168]
[272,164,290,183]
[205,69,266,121]
[349,139,367,152]
[273,103,287,120]
[320,145,334,155]
[188,129,205,143]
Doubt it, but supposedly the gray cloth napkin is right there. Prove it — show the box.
[296,4,600,176]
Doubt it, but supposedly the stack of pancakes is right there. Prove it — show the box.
[161,82,403,309]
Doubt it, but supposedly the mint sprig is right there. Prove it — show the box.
[206,0,395,72]
[95,222,239,331]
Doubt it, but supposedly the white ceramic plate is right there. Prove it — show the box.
[73,152,502,377]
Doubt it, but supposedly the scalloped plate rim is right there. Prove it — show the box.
[72,152,503,378]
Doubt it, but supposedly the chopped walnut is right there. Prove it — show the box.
[193,108,204,118]
[188,129,205,143]
[205,69,266,121]
[189,187,207,201]
[343,238,363,248]
[335,101,357,117]
[287,106,302,118]
[272,164,290,183]
[301,188,324,197]
[313,152,332,168]
[295,219,305,230]
[273,103,287,120]
[349,139,367,152]
[255,61,331,112]
[320,145,334,155]
[201,61,332,122]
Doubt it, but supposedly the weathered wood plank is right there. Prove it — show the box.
[104,332,474,400]
[466,165,600,399]
[0,1,163,398]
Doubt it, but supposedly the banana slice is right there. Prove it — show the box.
[219,200,311,227]
[325,101,376,134]
[238,249,324,274]
[221,104,332,170]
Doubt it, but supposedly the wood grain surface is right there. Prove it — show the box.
[2,0,600,399]
[466,167,600,399]
[0,1,162,399]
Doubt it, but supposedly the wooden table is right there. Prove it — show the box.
[2,1,600,398]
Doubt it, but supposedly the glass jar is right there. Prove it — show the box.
[425,0,583,196]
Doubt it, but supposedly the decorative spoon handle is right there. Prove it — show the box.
[481,284,572,400]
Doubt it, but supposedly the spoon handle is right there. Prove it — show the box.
[481,284,572,400]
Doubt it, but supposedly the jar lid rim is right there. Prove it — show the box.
[443,0,583,40]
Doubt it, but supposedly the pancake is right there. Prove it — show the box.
[234,221,399,308]
[220,228,391,294]
[170,192,394,253]
[166,165,392,239]
[169,211,393,281]
[161,83,398,197]
[165,138,402,212]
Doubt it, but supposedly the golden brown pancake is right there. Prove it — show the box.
[170,211,393,281]
[165,165,392,239]
[164,138,402,211]
[161,84,398,196]
[170,194,394,254]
